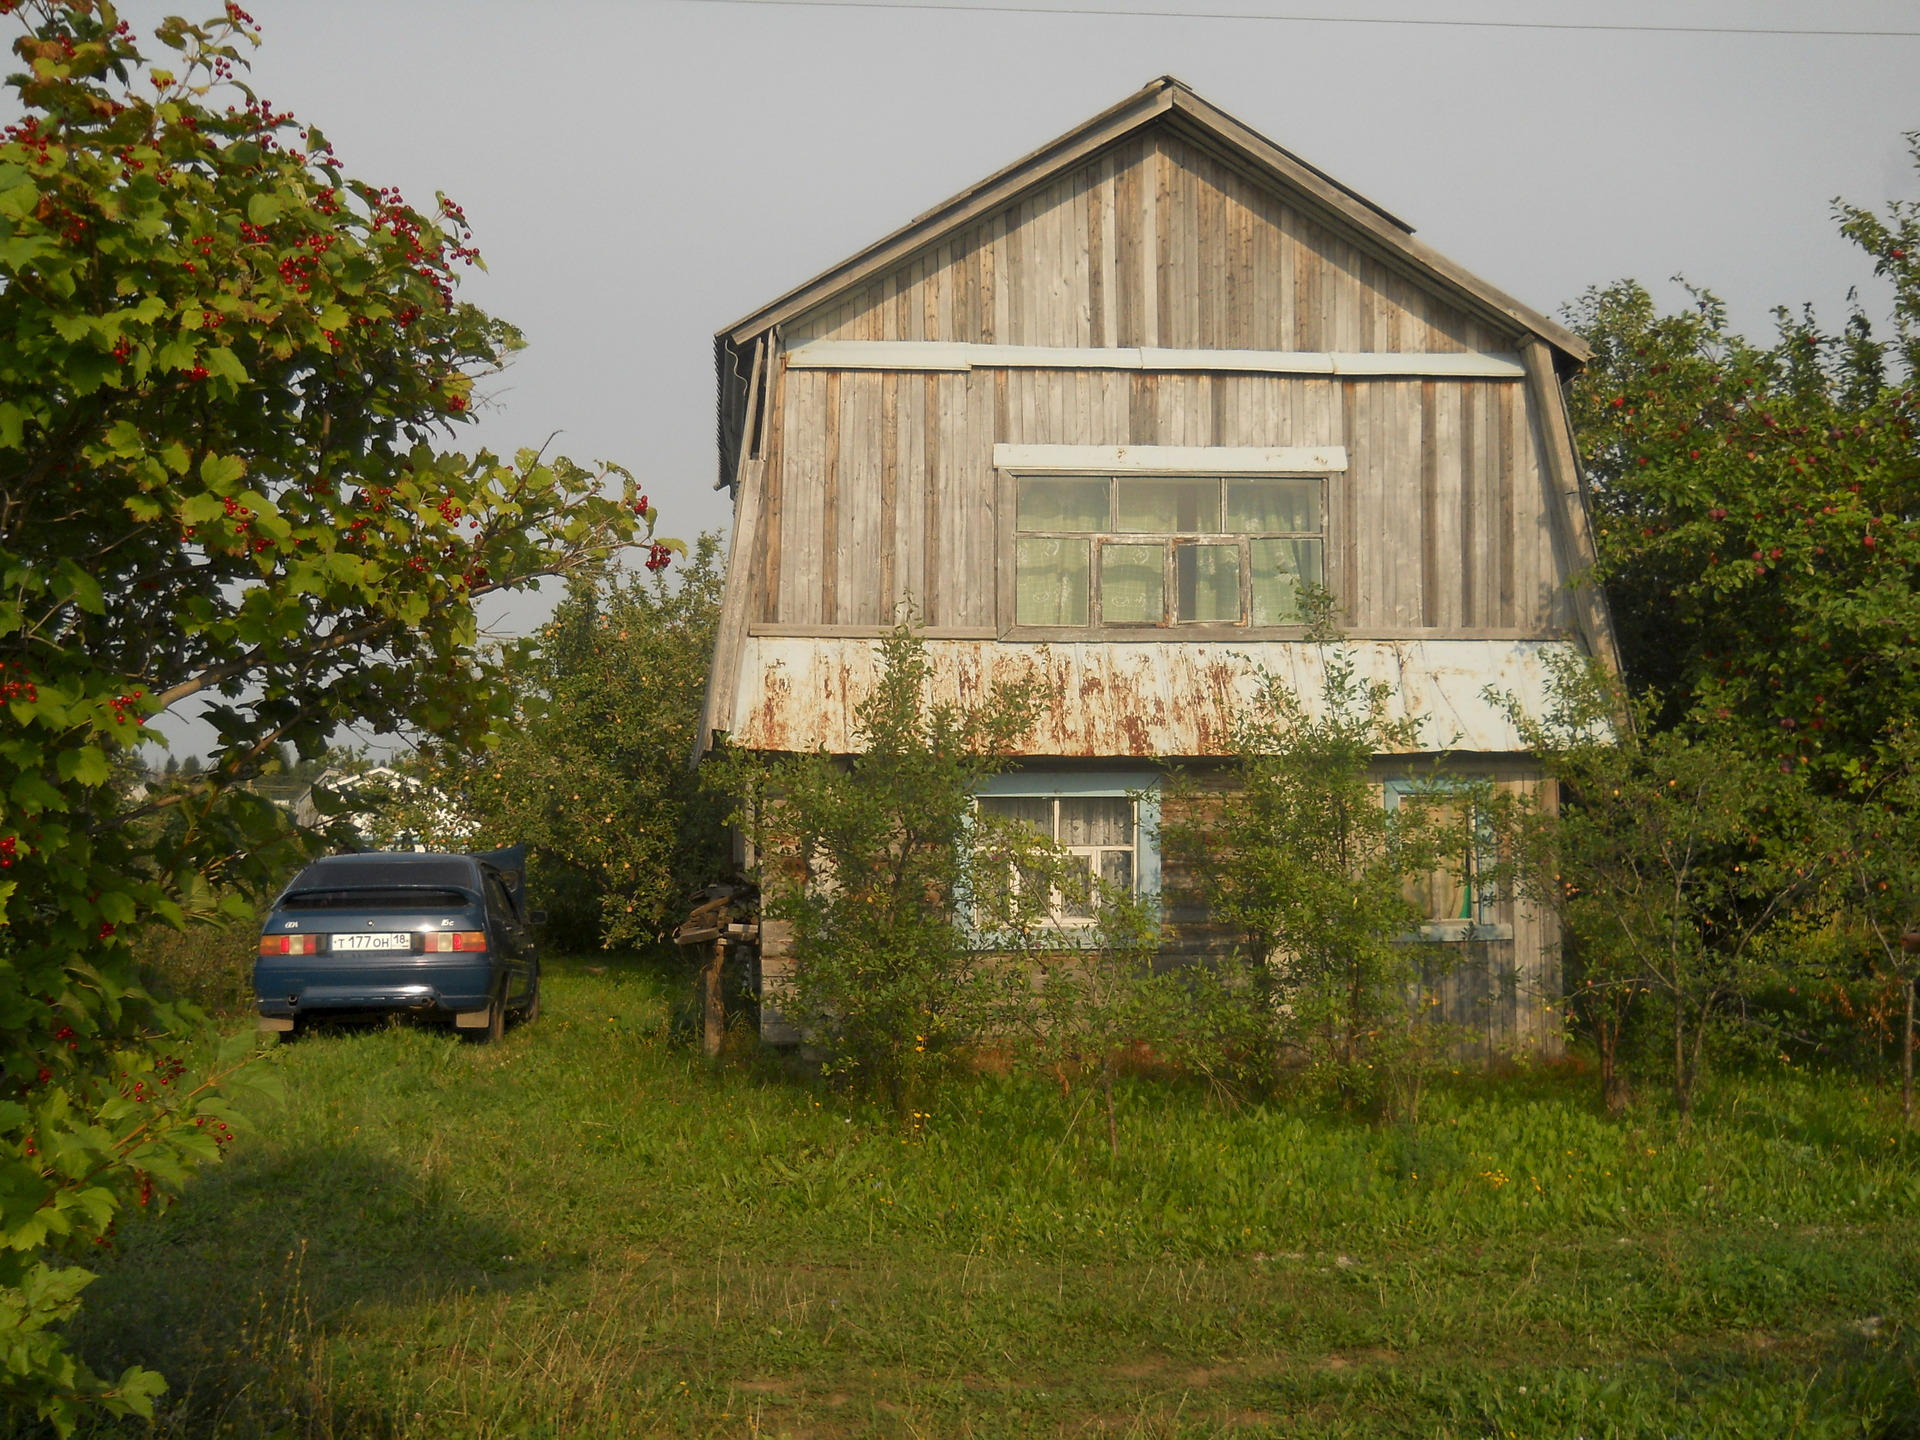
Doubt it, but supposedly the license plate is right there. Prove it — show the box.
[331,932,413,953]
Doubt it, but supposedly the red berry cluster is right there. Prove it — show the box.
[0,836,16,869]
[633,493,650,515]
[4,116,51,167]
[228,95,293,137]
[436,497,464,523]
[53,1026,75,1052]
[0,661,37,704]
[645,543,673,573]
[107,689,146,727]
[194,1115,235,1148]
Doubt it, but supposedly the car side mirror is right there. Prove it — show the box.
[530,909,549,927]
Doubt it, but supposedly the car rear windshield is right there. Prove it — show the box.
[278,888,474,912]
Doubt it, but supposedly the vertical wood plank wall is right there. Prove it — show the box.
[754,126,1576,635]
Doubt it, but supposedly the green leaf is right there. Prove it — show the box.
[54,560,104,615]
[199,453,245,489]
[8,774,66,813]
[246,192,282,226]
[0,235,53,271]
[177,493,225,524]
[55,747,109,787]
[203,347,249,385]
[102,419,143,457]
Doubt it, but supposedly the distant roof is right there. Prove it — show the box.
[720,75,1588,364]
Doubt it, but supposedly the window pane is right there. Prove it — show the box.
[1176,543,1242,623]
[1401,796,1476,922]
[1115,478,1220,534]
[1226,479,1320,534]
[1017,477,1107,532]
[1099,849,1134,894]
[1060,796,1132,847]
[1250,538,1323,624]
[976,796,1053,838]
[1058,855,1096,919]
[1100,543,1165,624]
[1016,536,1090,626]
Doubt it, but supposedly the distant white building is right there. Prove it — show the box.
[296,767,476,852]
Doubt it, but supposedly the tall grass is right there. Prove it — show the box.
[29,956,1920,1438]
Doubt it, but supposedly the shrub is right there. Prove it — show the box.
[718,625,1048,1110]
[1161,609,1469,1119]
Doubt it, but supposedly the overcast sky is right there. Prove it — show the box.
[92,0,1920,757]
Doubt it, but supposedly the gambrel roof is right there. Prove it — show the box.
[719,76,1589,364]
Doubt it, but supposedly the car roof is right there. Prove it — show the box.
[285,853,482,893]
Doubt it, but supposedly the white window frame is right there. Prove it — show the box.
[994,445,1346,640]
[971,771,1162,938]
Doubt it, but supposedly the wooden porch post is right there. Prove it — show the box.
[703,936,727,1064]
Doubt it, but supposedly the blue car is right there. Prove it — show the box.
[255,847,541,1042]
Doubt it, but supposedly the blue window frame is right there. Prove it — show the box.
[1382,777,1511,942]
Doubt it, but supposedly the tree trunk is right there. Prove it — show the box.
[1673,1002,1691,1118]
[1904,976,1915,1129]
[1599,1022,1629,1116]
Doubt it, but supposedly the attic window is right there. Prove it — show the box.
[1013,476,1325,629]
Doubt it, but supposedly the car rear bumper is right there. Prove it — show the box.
[254,957,496,1020]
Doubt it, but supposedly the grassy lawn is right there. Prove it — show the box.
[48,955,1920,1438]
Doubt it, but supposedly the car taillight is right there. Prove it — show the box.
[421,931,487,953]
[259,933,321,956]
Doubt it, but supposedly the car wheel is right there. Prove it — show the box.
[518,973,541,1026]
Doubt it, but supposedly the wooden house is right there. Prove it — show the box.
[698,77,1619,1057]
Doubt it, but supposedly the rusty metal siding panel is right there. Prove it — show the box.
[728,637,1581,758]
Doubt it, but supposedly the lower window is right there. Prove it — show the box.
[973,774,1160,930]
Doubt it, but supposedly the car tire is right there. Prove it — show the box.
[518,972,541,1026]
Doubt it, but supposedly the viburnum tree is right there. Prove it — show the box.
[1565,139,1920,785]
[0,1,667,1427]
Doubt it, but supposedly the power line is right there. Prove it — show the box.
[651,0,1920,38]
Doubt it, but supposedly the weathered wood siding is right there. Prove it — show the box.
[786,130,1505,353]
[751,124,1577,638]
[757,366,1571,635]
